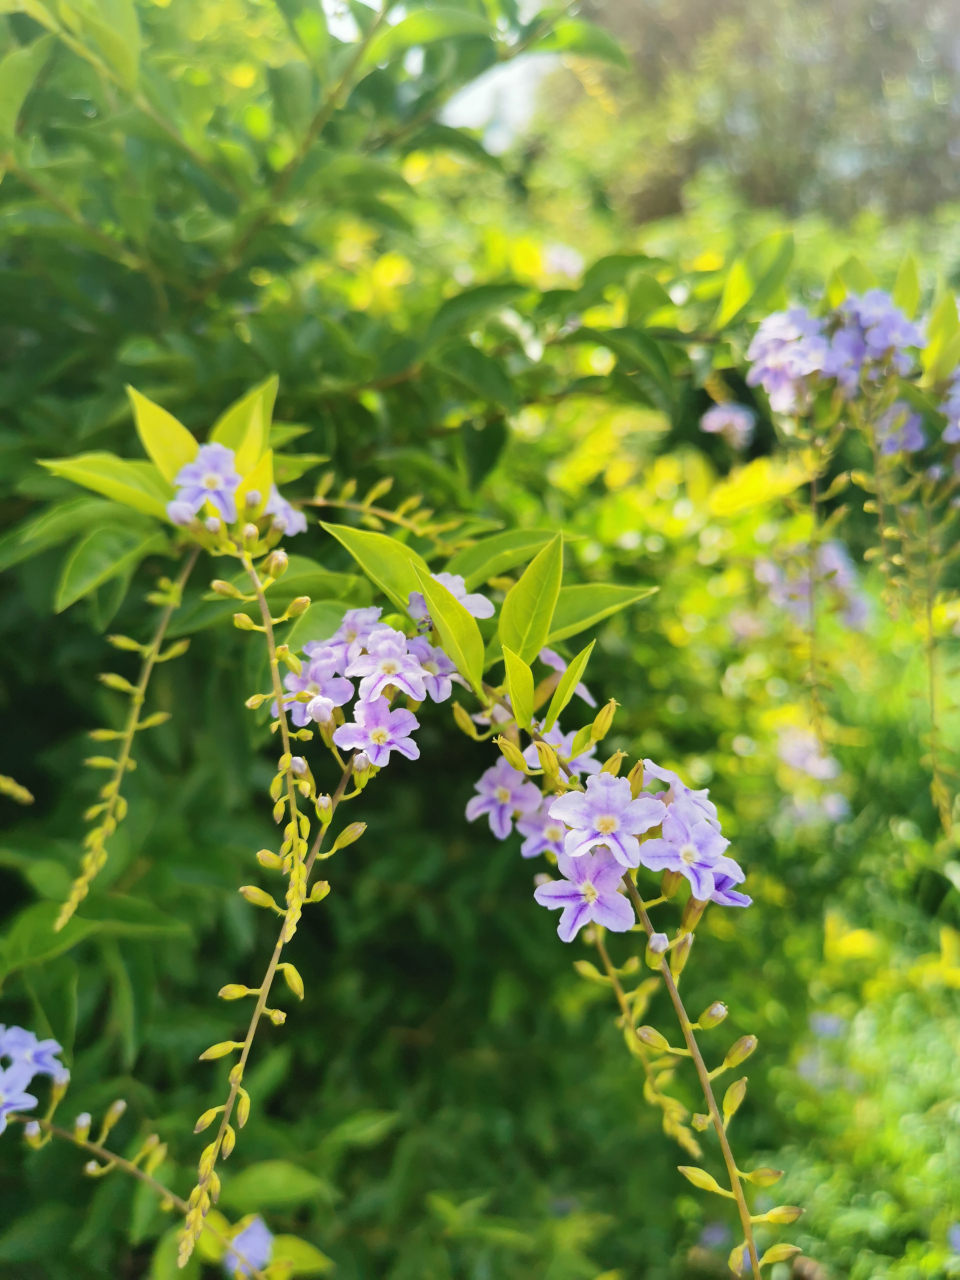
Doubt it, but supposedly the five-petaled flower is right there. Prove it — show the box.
[516,798,567,859]
[169,443,242,525]
[534,848,635,942]
[465,758,540,840]
[346,630,427,703]
[638,794,744,901]
[0,1026,69,1086]
[408,572,494,624]
[279,652,354,726]
[307,607,383,672]
[642,760,721,830]
[333,697,420,767]
[224,1215,274,1278]
[0,1072,38,1135]
[549,773,666,868]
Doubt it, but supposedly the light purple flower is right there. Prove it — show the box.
[305,694,335,724]
[0,1068,38,1135]
[407,635,457,702]
[263,484,307,536]
[699,404,756,450]
[516,799,568,859]
[346,633,427,703]
[549,772,666,869]
[224,1215,274,1278]
[0,1026,68,1085]
[522,725,600,777]
[407,572,495,623]
[642,760,721,830]
[170,443,241,524]
[332,696,420,766]
[746,308,828,414]
[821,325,868,395]
[533,847,635,942]
[876,401,925,455]
[777,729,840,780]
[276,652,353,727]
[167,499,197,527]
[538,647,596,707]
[639,794,741,900]
[844,290,923,364]
[710,872,752,908]
[306,607,383,672]
[942,372,960,443]
[465,757,541,840]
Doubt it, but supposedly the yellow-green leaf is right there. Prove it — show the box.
[41,453,173,519]
[127,386,198,482]
[922,292,960,384]
[0,33,54,142]
[413,566,484,695]
[892,254,921,320]
[358,7,493,72]
[837,255,877,295]
[269,1235,335,1276]
[321,522,429,614]
[210,375,278,474]
[55,526,167,612]
[498,533,563,663]
[546,584,656,645]
[543,640,594,731]
[708,456,810,517]
[235,449,273,518]
[445,529,556,592]
[713,232,794,330]
[502,645,534,730]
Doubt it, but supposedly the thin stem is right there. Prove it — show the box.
[57,547,200,930]
[923,498,951,832]
[594,931,658,1090]
[622,878,761,1280]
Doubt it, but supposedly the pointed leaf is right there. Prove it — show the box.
[0,902,103,984]
[922,293,960,383]
[0,33,54,142]
[127,386,198,482]
[502,646,534,730]
[546,583,656,644]
[498,533,563,664]
[358,8,493,73]
[54,526,167,612]
[424,282,525,348]
[837,255,877,295]
[269,1235,335,1276]
[892,254,921,320]
[41,453,173,519]
[530,19,629,67]
[713,232,794,330]
[219,1160,334,1212]
[445,529,556,591]
[543,640,594,731]
[321,522,429,614]
[414,567,484,695]
[235,449,273,517]
[210,376,278,474]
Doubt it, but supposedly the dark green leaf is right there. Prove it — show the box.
[219,1160,336,1212]
[0,34,54,142]
[435,345,517,411]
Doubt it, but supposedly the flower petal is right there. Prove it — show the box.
[591,890,635,933]
[557,900,592,943]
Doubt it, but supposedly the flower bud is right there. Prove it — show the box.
[661,870,684,898]
[212,579,243,598]
[316,794,333,824]
[744,1167,783,1187]
[74,1112,92,1141]
[290,756,307,776]
[205,517,221,533]
[218,984,253,1000]
[221,1124,236,1159]
[759,1245,802,1266]
[353,751,371,774]
[680,896,707,933]
[722,1076,747,1122]
[723,1035,758,1069]
[496,735,529,773]
[645,931,669,968]
[241,522,259,551]
[307,695,335,725]
[698,1001,728,1029]
[452,702,480,739]
[636,1024,671,1052]
[257,848,283,869]
[308,879,330,902]
[692,1113,710,1132]
[764,1205,804,1225]
[590,698,618,742]
[670,930,694,977]
[332,821,366,851]
[263,548,288,578]
[233,612,256,631]
[600,750,626,776]
[626,759,644,797]
[535,740,560,776]
[239,885,281,912]
[245,489,262,507]
[287,595,310,617]
[99,1099,126,1141]
[24,1120,41,1146]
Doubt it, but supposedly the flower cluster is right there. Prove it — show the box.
[167,443,306,537]
[699,403,756,450]
[756,540,869,630]
[0,1026,68,1134]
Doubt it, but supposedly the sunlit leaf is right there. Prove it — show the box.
[127,386,198,482]
[446,529,556,592]
[543,639,594,731]
[358,8,493,73]
[414,566,485,695]
[502,645,534,729]
[529,19,629,68]
[498,533,563,663]
[41,453,173,519]
[321,522,429,614]
[546,583,656,644]
[0,34,54,142]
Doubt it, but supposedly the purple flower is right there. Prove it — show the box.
[407,635,457,702]
[516,799,568,859]
[167,499,197,527]
[465,757,541,840]
[777,729,839,780]
[275,652,354,727]
[305,694,335,724]
[845,290,923,364]
[332,697,419,766]
[942,373,960,443]
[346,633,427,703]
[746,308,828,414]
[821,325,867,395]
[224,1215,273,1278]
[699,403,756,450]
[876,401,925,455]
[710,872,752,908]
[642,760,720,830]
[549,773,666,869]
[533,847,635,941]
[538,648,596,707]
[407,572,495,623]
[0,1026,68,1085]
[263,485,307,536]
[639,795,742,900]
[0,1068,37,1135]
[522,725,600,777]
[170,443,241,524]
[306,607,383,672]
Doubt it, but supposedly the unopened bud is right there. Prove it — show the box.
[452,702,480,739]
[74,1112,92,1141]
[636,1024,671,1052]
[744,1167,784,1187]
[591,698,618,742]
[496,735,528,773]
[257,849,283,869]
[245,693,267,709]
[218,984,253,1000]
[308,880,330,902]
[242,522,259,550]
[233,612,256,631]
[600,750,626,776]
[221,1124,236,1158]
[24,1120,41,1146]
[626,759,644,797]
[692,1113,710,1132]
[263,548,288,578]
[353,751,371,774]
[316,795,332,824]
[723,1035,758,1069]
[661,870,684,898]
[670,930,693,977]
[332,821,366,852]
[722,1076,747,1121]
[205,517,221,533]
[698,1001,728,1029]
[764,1205,804,1225]
[680,896,707,933]
[290,756,307,776]
[307,695,335,725]
[287,595,310,617]
[245,489,262,507]
[645,931,669,968]
[239,885,281,911]
[212,579,242,598]
[535,740,560,776]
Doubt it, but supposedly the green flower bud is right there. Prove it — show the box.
[698,1001,728,1029]
[723,1035,758,1069]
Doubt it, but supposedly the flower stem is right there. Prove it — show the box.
[57,547,199,931]
[622,877,762,1280]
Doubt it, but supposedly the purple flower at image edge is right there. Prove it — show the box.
[466,757,541,840]
[332,697,420,767]
[549,772,666,868]
[534,848,635,942]
[0,1072,38,1134]
[169,442,241,524]
[0,1026,68,1082]
[224,1216,274,1277]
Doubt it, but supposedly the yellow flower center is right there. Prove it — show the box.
[380,659,399,675]
[369,728,389,745]
[202,472,222,490]
[495,786,512,803]
[679,842,698,866]
[582,881,598,904]
[596,815,619,835]
[545,824,563,842]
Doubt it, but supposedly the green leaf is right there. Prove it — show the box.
[321,521,429,613]
[0,1204,79,1264]
[319,1110,400,1152]
[498,533,563,664]
[837,255,877,295]
[286,600,350,650]
[424,282,526,348]
[502,646,534,730]
[922,292,960,383]
[209,375,278,475]
[0,902,103,984]
[78,0,142,91]
[413,566,485,695]
[40,453,173,519]
[151,1228,200,1280]
[127,386,198,482]
[446,529,556,592]
[0,498,146,573]
[54,525,167,612]
[0,33,54,142]
[434,343,517,411]
[358,7,493,73]
[219,1160,335,1213]
[270,1236,335,1276]
[273,452,328,484]
[546,583,657,644]
[892,254,921,320]
[530,18,629,68]
[543,639,595,731]
[713,232,794,330]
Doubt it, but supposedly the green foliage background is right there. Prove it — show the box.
[2,2,960,1278]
